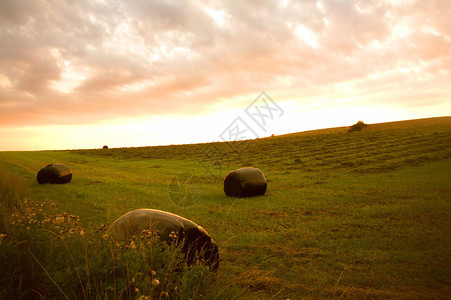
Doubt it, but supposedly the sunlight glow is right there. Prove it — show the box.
[0,73,13,89]
[1,96,449,151]
[279,0,289,9]
[204,7,225,26]
[49,48,93,93]
[117,79,155,92]
[392,23,411,39]
[51,65,94,94]
[316,1,325,13]
[421,25,441,36]
[294,24,320,49]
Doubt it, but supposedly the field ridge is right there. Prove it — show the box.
[74,116,451,175]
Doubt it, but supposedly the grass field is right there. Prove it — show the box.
[1,117,450,299]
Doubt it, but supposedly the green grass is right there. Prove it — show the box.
[1,118,450,298]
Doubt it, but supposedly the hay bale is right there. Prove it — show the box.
[37,164,72,184]
[348,121,368,132]
[224,167,267,197]
[108,209,219,271]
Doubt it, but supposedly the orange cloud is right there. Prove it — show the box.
[0,0,449,145]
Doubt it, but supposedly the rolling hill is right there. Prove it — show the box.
[1,116,450,299]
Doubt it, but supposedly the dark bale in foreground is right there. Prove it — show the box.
[37,163,72,184]
[224,167,267,197]
[108,209,219,271]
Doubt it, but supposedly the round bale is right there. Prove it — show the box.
[37,163,72,184]
[108,209,219,271]
[224,167,267,197]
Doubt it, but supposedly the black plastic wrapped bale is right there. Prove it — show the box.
[224,167,267,197]
[37,164,72,184]
[108,209,219,271]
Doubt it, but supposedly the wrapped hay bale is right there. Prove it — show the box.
[37,164,72,184]
[108,209,219,271]
[224,167,267,197]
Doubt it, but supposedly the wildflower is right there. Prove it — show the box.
[151,279,160,286]
[0,233,6,245]
[151,270,156,276]
[169,231,178,240]
[130,240,136,249]
[139,296,150,300]
[103,234,109,240]
[135,287,139,293]
[54,216,64,224]
[97,223,107,231]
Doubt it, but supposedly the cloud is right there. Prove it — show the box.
[0,0,450,128]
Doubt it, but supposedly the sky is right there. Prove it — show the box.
[0,0,450,151]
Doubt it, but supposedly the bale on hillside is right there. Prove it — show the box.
[37,164,72,184]
[224,167,267,197]
[108,209,219,271]
[348,121,368,132]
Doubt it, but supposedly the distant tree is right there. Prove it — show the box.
[103,145,109,149]
[348,121,368,132]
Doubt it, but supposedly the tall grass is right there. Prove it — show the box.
[0,169,242,299]
[0,168,28,212]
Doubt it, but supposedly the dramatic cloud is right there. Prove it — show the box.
[0,0,450,149]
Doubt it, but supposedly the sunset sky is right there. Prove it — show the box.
[0,0,450,151]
